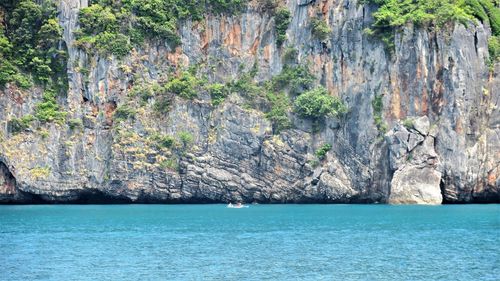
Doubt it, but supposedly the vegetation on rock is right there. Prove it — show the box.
[0,0,67,91]
[74,0,247,57]
[310,17,332,41]
[165,71,202,99]
[207,83,228,106]
[315,143,332,160]
[8,115,35,134]
[269,65,315,95]
[363,0,500,55]
[35,91,67,125]
[294,87,347,119]
[275,7,291,47]
[265,91,292,133]
[114,105,137,121]
[68,118,84,130]
[372,94,387,135]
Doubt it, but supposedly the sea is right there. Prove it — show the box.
[0,204,498,280]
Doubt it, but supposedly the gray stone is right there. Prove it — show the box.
[389,165,443,205]
[413,116,430,136]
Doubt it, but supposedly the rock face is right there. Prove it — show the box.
[0,0,498,204]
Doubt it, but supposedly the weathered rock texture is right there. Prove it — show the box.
[0,0,499,204]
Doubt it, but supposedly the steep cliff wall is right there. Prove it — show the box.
[0,0,499,204]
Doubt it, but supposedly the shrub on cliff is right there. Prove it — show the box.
[8,115,35,134]
[68,118,83,130]
[164,71,200,99]
[178,131,194,149]
[310,18,331,41]
[207,83,228,106]
[315,143,332,160]
[294,87,347,119]
[35,91,67,125]
[113,105,136,121]
[0,0,66,90]
[372,95,387,135]
[488,36,500,64]
[74,0,249,57]
[275,7,291,47]
[270,65,315,95]
[363,0,500,54]
[265,91,292,133]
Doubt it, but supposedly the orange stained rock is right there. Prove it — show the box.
[91,104,99,116]
[421,88,429,115]
[249,37,260,55]
[263,44,272,62]
[487,169,497,186]
[200,20,211,52]
[166,49,189,68]
[9,88,24,105]
[86,133,95,146]
[325,60,334,93]
[391,85,402,120]
[104,101,116,120]
[224,22,242,56]
[455,117,463,134]
[98,80,106,96]
[321,0,332,18]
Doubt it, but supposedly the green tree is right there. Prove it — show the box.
[275,7,291,46]
[294,87,347,119]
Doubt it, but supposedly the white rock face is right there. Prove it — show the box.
[389,166,443,205]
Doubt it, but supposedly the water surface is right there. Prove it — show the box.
[1,204,498,280]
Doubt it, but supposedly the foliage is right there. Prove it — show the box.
[164,71,201,99]
[153,96,172,113]
[402,118,414,129]
[372,95,387,134]
[39,129,49,139]
[159,158,178,171]
[30,166,51,179]
[275,7,291,47]
[270,65,315,95]
[178,131,194,148]
[310,17,332,41]
[35,91,67,124]
[315,143,332,160]
[77,4,118,35]
[75,4,131,56]
[209,0,246,14]
[228,75,263,96]
[8,115,35,134]
[488,35,500,65]
[0,0,67,90]
[283,47,298,64]
[258,0,279,12]
[265,91,291,133]
[150,133,175,148]
[294,87,347,119]
[68,118,83,130]
[74,0,248,57]
[207,83,228,106]
[113,105,136,121]
[364,0,500,53]
[368,0,473,27]
[466,0,500,36]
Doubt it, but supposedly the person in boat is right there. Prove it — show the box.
[236,202,242,207]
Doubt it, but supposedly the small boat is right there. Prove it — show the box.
[227,203,249,208]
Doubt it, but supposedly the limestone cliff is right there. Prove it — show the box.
[1,0,499,204]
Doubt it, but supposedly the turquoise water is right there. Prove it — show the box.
[0,205,498,280]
